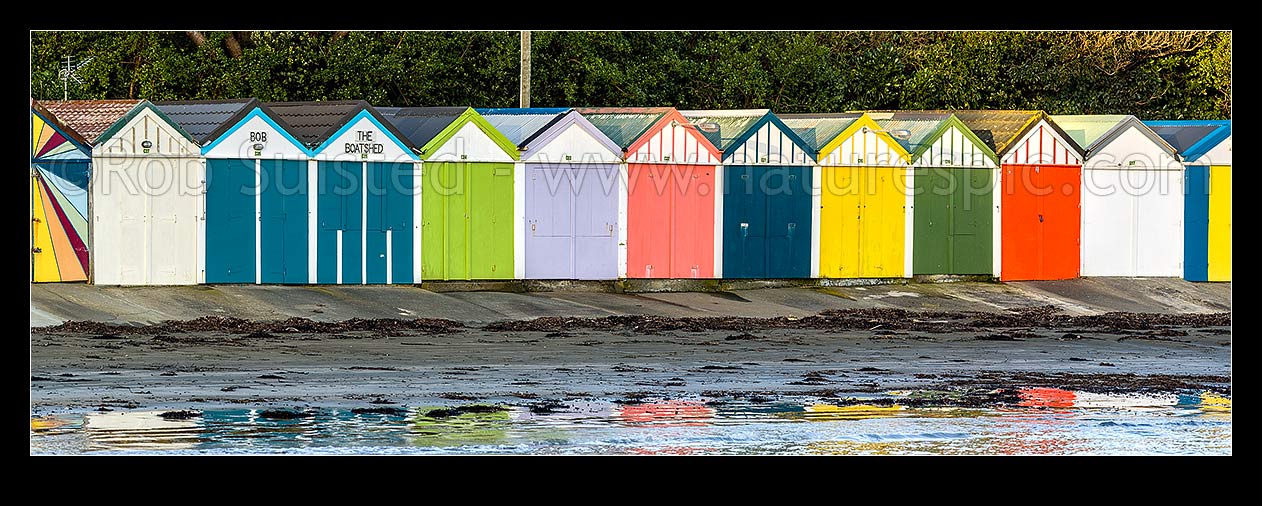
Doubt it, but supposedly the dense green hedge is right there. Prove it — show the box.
[31,31,1230,119]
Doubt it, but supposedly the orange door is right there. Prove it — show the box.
[1038,165,1081,280]
[1001,165,1041,281]
[1001,164,1081,281]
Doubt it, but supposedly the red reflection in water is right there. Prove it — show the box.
[1018,387,1076,408]
[618,401,716,427]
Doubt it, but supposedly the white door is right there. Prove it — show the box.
[1134,169,1183,276]
[1082,169,1135,276]
[117,164,148,285]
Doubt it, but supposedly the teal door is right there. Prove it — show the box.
[364,161,415,284]
[206,158,255,283]
[723,165,812,278]
[317,161,362,284]
[260,159,308,284]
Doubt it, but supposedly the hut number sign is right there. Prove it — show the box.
[346,130,385,159]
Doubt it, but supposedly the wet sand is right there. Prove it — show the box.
[30,310,1231,415]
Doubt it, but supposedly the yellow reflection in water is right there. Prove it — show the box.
[1201,393,1231,412]
[31,416,68,431]
[802,403,904,421]
[410,407,511,447]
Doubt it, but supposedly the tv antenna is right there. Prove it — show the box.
[58,55,93,100]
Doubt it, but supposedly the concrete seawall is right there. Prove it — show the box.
[30,278,1231,328]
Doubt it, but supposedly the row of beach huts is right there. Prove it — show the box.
[30,99,1231,285]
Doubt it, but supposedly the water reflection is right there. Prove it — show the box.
[411,406,511,447]
[617,401,715,427]
[84,410,203,451]
[29,390,1232,455]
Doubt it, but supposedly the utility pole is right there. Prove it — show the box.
[520,30,531,108]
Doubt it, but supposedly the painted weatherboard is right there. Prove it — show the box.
[481,108,624,280]
[782,113,912,279]
[307,107,420,285]
[873,112,1000,276]
[382,107,518,280]
[952,111,1085,281]
[91,102,204,285]
[198,103,312,284]
[1054,115,1183,277]
[31,104,93,282]
[1145,120,1231,282]
[681,110,815,279]
[580,108,722,279]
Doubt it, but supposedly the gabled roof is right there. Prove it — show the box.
[376,106,469,150]
[476,108,570,147]
[1052,114,1178,159]
[31,98,91,151]
[869,111,998,164]
[94,100,198,146]
[38,99,142,143]
[153,98,259,145]
[678,109,769,152]
[778,113,863,153]
[198,104,311,156]
[574,107,673,150]
[679,109,817,163]
[944,110,1086,157]
[378,107,519,160]
[1142,120,1231,163]
[265,100,384,148]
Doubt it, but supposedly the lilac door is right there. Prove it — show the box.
[524,163,619,280]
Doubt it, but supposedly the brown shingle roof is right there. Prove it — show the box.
[38,99,142,144]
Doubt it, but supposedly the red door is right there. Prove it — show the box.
[626,163,715,279]
[1038,165,1081,280]
[670,165,715,278]
[1001,164,1081,281]
[1001,165,1041,281]
[627,164,672,278]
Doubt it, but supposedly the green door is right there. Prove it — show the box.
[422,162,514,280]
[913,167,992,275]
[951,168,992,274]
[913,167,951,274]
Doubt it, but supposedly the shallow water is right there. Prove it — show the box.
[30,392,1231,455]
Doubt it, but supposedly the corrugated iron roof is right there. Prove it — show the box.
[377,106,469,149]
[870,112,953,154]
[265,100,370,147]
[1143,120,1231,162]
[1049,115,1130,150]
[778,113,862,153]
[153,99,257,145]
[476,108,569,147]
[574,107,673,150]
[38,99,142,143]
[678,109,768,153]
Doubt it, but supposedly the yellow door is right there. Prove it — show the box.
[860,167,905,277]
[1208,165,1231,281]
[821,166,861,277]
[31,172,60,282]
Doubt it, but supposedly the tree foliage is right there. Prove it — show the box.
[30,31,1230,119]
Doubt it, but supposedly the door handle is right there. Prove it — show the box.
[787,222,796,239]
[740,222,749,238]
[1038,214,1044,222]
